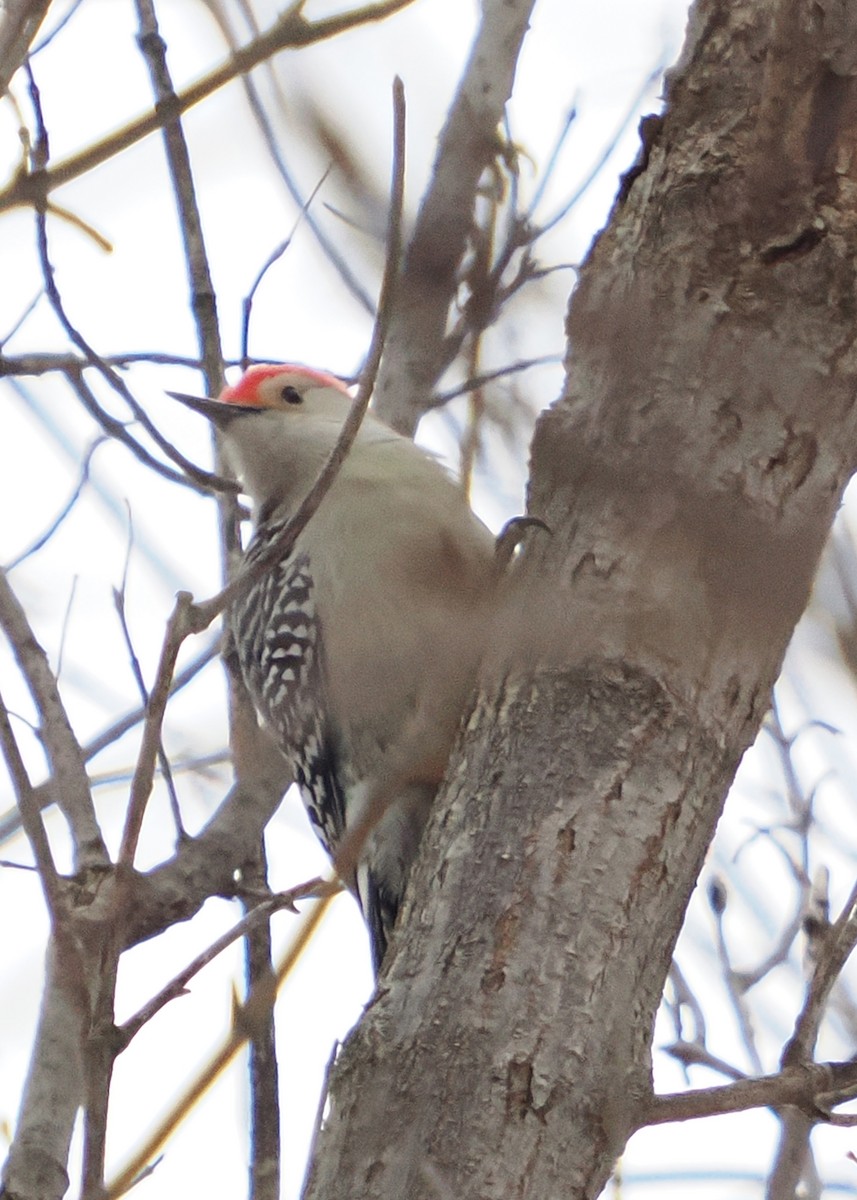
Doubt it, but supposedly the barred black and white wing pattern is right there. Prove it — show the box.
[230,522,347,857]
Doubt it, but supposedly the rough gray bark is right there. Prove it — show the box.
[302,1,857,1197]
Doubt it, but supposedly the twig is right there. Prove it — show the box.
[528,103,577,215]
[0,289,43,347]
[49,313,235,497]
[709,878,764,1075]
[113,509,185,840]
[433,354,563,405]
[31,0,85,54]
[536,64,665,238]
[87,749,230,790]
[664,1041,747,1083]
[6,437,107,569]
[54,573,78,684]
[240,169,333,366]
[43,337,230,498]
[241,241,291,368]
[301,1039,340,1194]
[21,65,235,493]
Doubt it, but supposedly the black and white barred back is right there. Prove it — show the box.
[230,519,348,861]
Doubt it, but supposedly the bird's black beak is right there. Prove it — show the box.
[166,390,264,429]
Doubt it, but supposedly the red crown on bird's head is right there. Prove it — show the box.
[220,364,351,407]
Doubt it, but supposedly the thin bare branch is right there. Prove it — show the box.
[118,878,329,1046]
[241,843,280,1200]
[187,74,406,629]
[374,0,537,435]
[0,689,63,919]
[30,0,84,54]
[782,873,857,1067]
[664,1040,747,1082]
[22,64,234,497]
[536,64,665,238]
[6,437,107,570]
[645,1062,857,1127]
[710,879,764,1075]
[104,882,336,1200]
[135,0,224,396]
[0,0,418,213]
[240,169,334,365]
[0,570,108,867]
[0,289,43,346]
[42,306,236,497]
[241,240,291,368]
[433,354,562,406]
[0,351,239,375]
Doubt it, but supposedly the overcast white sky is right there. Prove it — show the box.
[5,2,857,1197]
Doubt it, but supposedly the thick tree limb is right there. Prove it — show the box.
[302,2,857,1197]
[373,0,537,435]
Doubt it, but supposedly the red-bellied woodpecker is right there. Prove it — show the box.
[170,364,495,970]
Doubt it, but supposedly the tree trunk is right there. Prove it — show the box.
[303,1,857,1196]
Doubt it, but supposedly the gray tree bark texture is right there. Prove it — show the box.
[303,2,857,1198]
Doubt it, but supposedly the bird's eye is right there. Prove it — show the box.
[281,385,303,405]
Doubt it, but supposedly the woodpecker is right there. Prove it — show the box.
[170,364,495,970]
